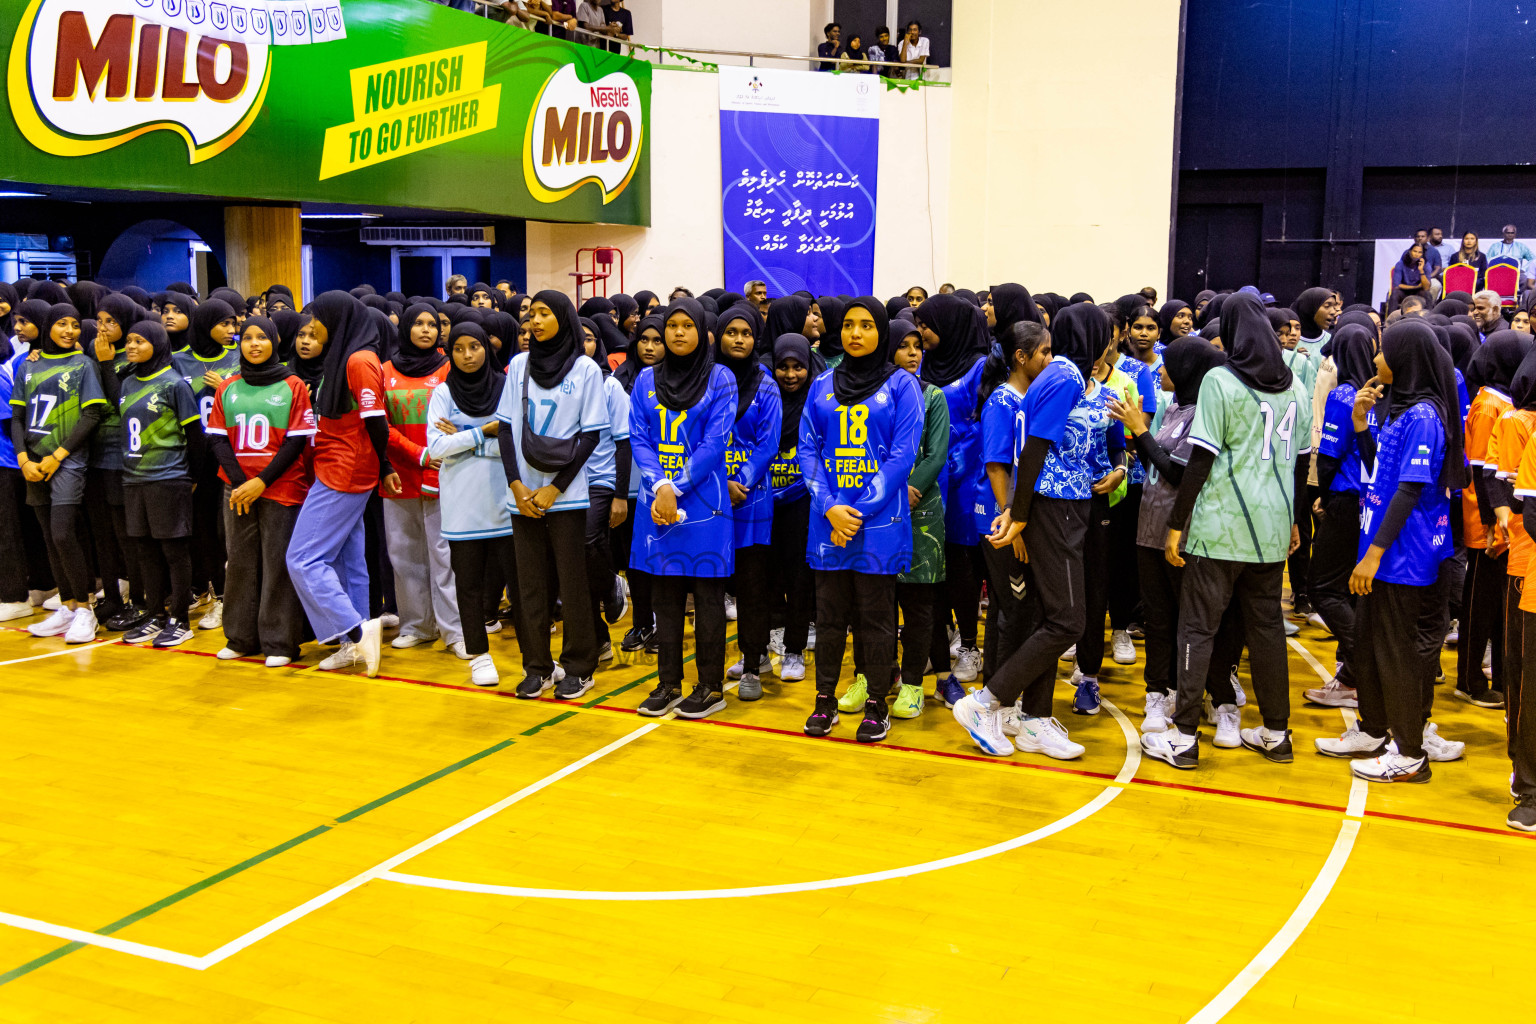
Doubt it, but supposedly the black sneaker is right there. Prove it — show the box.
[603,574,628,625]
[1509,795,1536,832]
[637,682,683,716]
[103,605,150,632]
[123,616,166,644]
[804,695,840,737]
[555,675,594,700]
[1291,596,1313,617]
[620,626,649,653]
[151,617,194,648]
[644,628,659,654]
[856,698,890,743]
[674,684,726,719]
[1142,729,1199,769]
[516,673,556,699]
[1241,727,1295,764]
[1456,685,1506,709]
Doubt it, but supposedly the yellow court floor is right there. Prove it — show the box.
[0,603,1531,1024]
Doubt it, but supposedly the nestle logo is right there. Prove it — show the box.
[589,85,629,108]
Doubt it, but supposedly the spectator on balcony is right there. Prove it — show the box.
[867,26,892,71]
[840,34,871,73]
[533,0,578,39]
[576,0,618,44]
[603,0,633,52]
[1487,224,1535,293]
[1388,243,1435,312]
[897,20,930,79]
[817,23,841,72]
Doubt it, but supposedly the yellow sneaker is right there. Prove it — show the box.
[837,674,869,713]
[891,683,924,719]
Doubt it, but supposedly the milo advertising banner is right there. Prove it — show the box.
[1,0,651,224]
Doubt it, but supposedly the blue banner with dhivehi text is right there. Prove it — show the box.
[718,66,879,298]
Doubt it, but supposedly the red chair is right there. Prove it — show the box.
[1487,257,1521,307]
[1443,262,1479,296]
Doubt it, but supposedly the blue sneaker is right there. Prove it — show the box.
[936,674,966,708]
[1072,676,1101,716]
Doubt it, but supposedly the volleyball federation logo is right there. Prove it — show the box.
[9,0,271,163]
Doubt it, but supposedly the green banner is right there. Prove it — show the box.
[1,0,650,225]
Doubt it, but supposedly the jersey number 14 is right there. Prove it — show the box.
[1258,401,1298,462]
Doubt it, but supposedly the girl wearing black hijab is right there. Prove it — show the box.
[1106,335,1240,732]
[633,290,660,316]
[814,295,846,368]
[112,320,202,648]
[1454,329,1528,708]
[575,311,636,663]
[427,322,520,689]
[1144,291,1312,770]
[1294,287,1340,344]
[205,316,313,667]
[764,331,818,678]
[1330,319,1464,782]
[0,281,18,342]
[495,289,606,698]
[379,302,463,661]
[612,313,666,654]
[953,302,1103,761]
[10,303,107,643]
[915,292,992,690]
[763,294,823,364]
[1158,300,1194,346]
[1301,323,1382,711]
[712,305,782,700]
[628,298,737,719]
[160,292,197,354]
[285,291,394,678]
[797,297,923,744]
[173,297,241,626]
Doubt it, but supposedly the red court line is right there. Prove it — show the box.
[8,627,1532,841]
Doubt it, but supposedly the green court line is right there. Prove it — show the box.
[0,635,730,986]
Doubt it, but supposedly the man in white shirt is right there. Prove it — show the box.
[1486,224,1536,292]
[897,20,930,79]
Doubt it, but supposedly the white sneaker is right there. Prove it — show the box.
[1069,664,1084,687]
[1212,704,1241,748]
[391,633,435,649]
[952,646,982,682]
[1484,641,1494,680]
[191,588,214,611]
[0,601,32,621]
[42,593,61,611]
[216,646,247,660]
[265,656,291,668]
[1239,726,1294,763]
[1422,722,1465,762]
[358,618,382,677]
[1000,702,1024,737]
[1014,716,1085,760]
[1231,672,1247,707]
[1307,612,1329,631]
[1444,619,1459,648]
[380,612,401,629]
[1060,643,1077,663]
[1112,630,1136,665]
[1315,726,1387,758]
[1142,691,1172,733]
[1283,617,1299,637]
[485,620,503,635]
[727,653,772,679]
[197,600,223,630]
[448,640,470,660]
[28,607,73,637]
[1141,728,1199,769]
[470,654,499,687]
[724,595,738,621]
[768,627,786,655]
[318,642,362,671]
[1351,744,1431,783]
[951,692,1012,756]
[948,625,961,659]
[1304,678,1358,708]
[64,606,97,644]
[780,653,805,681]
[28,588,56,608]
[806,623,817,651]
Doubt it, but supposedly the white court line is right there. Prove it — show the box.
[1184,636,1372,1022]
[0,640,110,667]
[0,911,203,969]
[380,700,1143,901]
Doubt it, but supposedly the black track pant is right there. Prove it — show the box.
[1288,468,1315,604]
[768,496,814,654]
[654,575,727,691]
[1310,489,1360,680]
[1138,545,1242,702]
[135,536,192,623]
[38,502,92,604]
[1076,495,1113,676]
[1514,609,1536,800]
[190,466,226,598]
[1106,483,1141,628]
[449,535,520,658]
[814,569,897,701]
[986,497,1088,716]
[513,509,596,680]
[84,469,135,615]
[1460,547,1505,693]
[586,486,616,643]
[1355,576,1446,759]
[734,544,772,667]
[896,580,936,690]
[222,496,305,659]
[0,467,32,602]
[979,539,1030,678]
[1172,556,1290,735]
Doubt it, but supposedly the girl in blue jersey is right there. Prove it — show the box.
[1303,323,1380,708]
[1328,319,1464,783]
[614,315,665,654]
[496,290,608,700]
[717,305,783,701]
[629,298,737,719]
[915,293,991,687]
[1107,300,1163,661]
[955,303,1107,761]
[974,320,1053,691]
[799,298,924,743]
[576,316,633,661]
[767,333,816,683]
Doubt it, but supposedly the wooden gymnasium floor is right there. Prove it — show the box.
[0,596,1532,1024]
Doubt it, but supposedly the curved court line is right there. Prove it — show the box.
[1182,637,1371,1023]
[379,699,1143,901]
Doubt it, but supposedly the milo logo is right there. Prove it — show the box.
[523,63,643,205]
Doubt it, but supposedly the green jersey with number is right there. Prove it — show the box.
[120,367,200,482]
[1186,366,1314,564]
[8,350,107,460]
